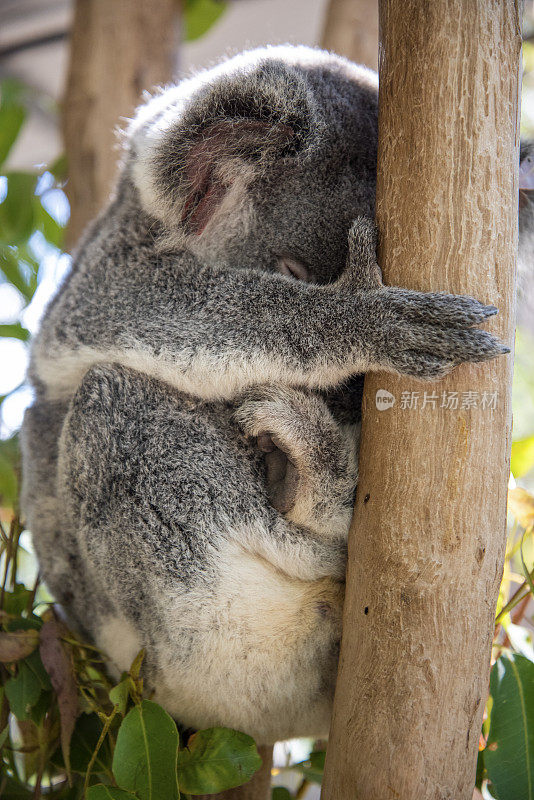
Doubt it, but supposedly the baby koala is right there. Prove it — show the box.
[22,45,507,744]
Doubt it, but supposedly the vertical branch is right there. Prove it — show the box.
[322,2,521,799]
[321,0,378,71]
[63,0,180,248]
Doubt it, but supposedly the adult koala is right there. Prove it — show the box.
[22,46,507,744]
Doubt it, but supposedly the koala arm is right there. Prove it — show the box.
[32,216,506,403]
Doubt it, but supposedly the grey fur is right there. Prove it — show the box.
[22,46,511,743]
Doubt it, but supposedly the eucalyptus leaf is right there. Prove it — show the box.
[0,105,25,166]
[485,654,534,800]
[0,245,33,300]
[0,451,18,508]
[38,204,64,248]
[29,689,53,725]
[63,713,113,776]
[272,789,292,800]
[48,153,68,183]
[39,619,79,778]
[86,786,137,800]
[2,583,32,615]
[511,435,534,478]
[0,323,30,341]
[292,749,326,784]
[177,727,262,794]
[0,172,37,245]
[25,649,53,691]
[109,678,130,715]
[4,660,42,719]
[0,629,39,662]
[0,79,27,166]
[112,699,180,800]
[184,0,226,41]
[0,724,8,748]
[0,775,35,797]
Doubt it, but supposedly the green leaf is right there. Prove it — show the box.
[48,153,68,183]
[29,689,53,725]
[0,775,35,797]
[0,451,18,509]
[476,743,486,789]
[512,436,534,478]
[0,434,20,509]
[177,727,262,794]
[0,724,8,748]
[4,660,42,719]
[2,583,32,615]
[112,699,180,800]
[272,789,292,800]
[485,654,534,800]
[5,613,42,633]
[0,323,30,341]
[0,245,34,301]
[25,649,53,691]
[109,678,130,715]
[0,105,25,166]
[38,204,64,248]
[0,172,37,245]
[292,749,326,784]
[309,750,326,772]
[184,0,227,41]
[86,788,137,800]
[0,79,27,166]
[521,529,534,598]
[53,713,113,776]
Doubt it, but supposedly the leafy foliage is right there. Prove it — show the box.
[484,655,534,800]
[0,521,262,797]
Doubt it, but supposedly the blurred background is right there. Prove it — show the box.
[0,2,533,798]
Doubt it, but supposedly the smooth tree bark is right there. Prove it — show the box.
[321,0,378,71]
[63,0,180,247]
[322,2,521,799]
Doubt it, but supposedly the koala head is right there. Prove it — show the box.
[127,45,378,284]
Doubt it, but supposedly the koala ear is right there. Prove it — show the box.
[179,118,296,234]
[129,57,321,233]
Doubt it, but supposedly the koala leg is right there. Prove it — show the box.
[235,385,358,538]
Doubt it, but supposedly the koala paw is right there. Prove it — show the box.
[340,218,509,380]
[235,386,309,514]
[372,288,508,379]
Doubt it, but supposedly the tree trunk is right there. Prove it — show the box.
[322,2,521,799]
[195,745,273,800]
[63,0,180,248]
[320,0,378,71]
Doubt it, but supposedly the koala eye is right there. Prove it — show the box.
[276,256,310,282]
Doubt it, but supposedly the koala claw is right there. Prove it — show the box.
[361,285,509,380]
[382,333,509,380]
[386,289,500,328]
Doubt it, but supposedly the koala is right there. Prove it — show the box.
[21,46,509,744]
